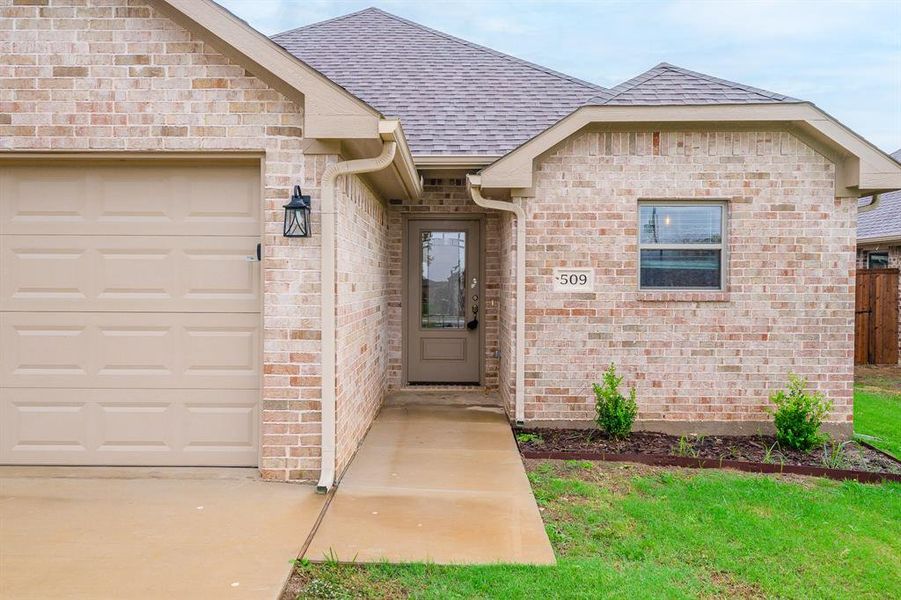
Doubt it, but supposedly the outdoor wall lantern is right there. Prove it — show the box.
[283,185,312,237]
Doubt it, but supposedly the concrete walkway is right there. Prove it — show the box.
[305,394,556,564]
[0,467,324,600]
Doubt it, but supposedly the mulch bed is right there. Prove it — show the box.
[516,429,901,483]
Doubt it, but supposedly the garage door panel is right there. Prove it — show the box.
[1,160,261,467]
[1,389,259,466]
[2,312,259,389]
[1,235,260,312]
[1,163,260,236]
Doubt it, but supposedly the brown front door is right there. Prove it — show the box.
[406,219,481,383]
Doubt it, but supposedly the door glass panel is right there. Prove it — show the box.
[421,231,466,329]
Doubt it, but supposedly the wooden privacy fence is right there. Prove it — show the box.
[855,268,899,365]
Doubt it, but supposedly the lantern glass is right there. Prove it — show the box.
[283,186,311,237]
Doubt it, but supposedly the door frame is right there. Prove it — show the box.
[401,213,486,386]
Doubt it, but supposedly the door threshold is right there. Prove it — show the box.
[386,388,503,409]
[401,384,485,391]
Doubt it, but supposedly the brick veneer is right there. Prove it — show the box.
[497,211,517,414]
[385,177,501,389]
[335,175,390,473]
[857,244,901,363]
[0,0,339,480]
[516,129,855,433]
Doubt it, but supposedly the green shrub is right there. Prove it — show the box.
[593,363,638,439]
[768,373,832,451]
[515,432,543,445]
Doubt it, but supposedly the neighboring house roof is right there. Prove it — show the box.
[858,149,901,242]
[272,7,609,156]
[592,62,798,105]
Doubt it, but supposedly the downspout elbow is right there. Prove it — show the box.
[858,193,881,214]
[317,140,397,494]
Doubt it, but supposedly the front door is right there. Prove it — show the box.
[406,219,481,383]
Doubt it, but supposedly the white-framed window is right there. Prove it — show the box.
[638,201,727,290]
[867,252,889,269]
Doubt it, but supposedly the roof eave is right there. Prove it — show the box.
[478,102,901,197]
[858,234,901,245]
[414,154,502,170]
[154,0,420,200]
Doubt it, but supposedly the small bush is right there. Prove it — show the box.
[769,373,832,451]
[593,363,638,439]
[515,432,543,445]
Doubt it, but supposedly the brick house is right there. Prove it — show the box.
[2,1,900,487]
[857,148,901,363]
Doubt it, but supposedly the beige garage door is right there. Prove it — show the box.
[0,160,262,466]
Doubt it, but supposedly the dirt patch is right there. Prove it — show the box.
[707,570,766,600]
[280,562,410,600]
[526,457,658,494]
[517,429,901,475]
[855,364,901,393]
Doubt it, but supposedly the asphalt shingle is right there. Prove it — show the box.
[272,8,607,156]
[593,62,797,105]
[273,9,800,156]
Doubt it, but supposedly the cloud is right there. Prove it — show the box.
[662,0,868,38]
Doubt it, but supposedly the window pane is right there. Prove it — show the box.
[868,252,889,269]
[421,231,466,328]
[639,205,722,244]
[640,249,721,289]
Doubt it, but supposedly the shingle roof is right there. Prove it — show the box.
[858,149,901,241]
[589,62,798,105]
[273,9,800,156]
[272,7,608,156]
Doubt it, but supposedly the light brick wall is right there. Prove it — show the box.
[386,177,501,389]
[335,175,390,474]
[857,244,901,363]
[1,0,323,480]
[520,129,855,432]
[497,211,517,414]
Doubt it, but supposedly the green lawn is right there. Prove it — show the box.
[286,461,901,599]
[854,387,901,459]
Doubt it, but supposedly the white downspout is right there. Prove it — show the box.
[467,174,526,425]
[317,140,397,493]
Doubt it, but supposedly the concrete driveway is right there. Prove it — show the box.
[0,467,324,600]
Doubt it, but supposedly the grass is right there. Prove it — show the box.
[285,461,901,599]
[854,387,901,459]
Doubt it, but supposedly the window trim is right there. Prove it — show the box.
[867,251,889,269]
[637,200,728,291]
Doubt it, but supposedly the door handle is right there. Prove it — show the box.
[467,294,479,330]
[245,242,261,262]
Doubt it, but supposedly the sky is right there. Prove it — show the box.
[219,0,901,153]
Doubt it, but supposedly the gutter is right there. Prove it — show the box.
[467,174,526,425]
[317,138,397,493]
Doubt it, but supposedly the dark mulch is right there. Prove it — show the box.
[515,429,901,475]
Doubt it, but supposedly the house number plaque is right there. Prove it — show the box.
[553,268,594,292]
